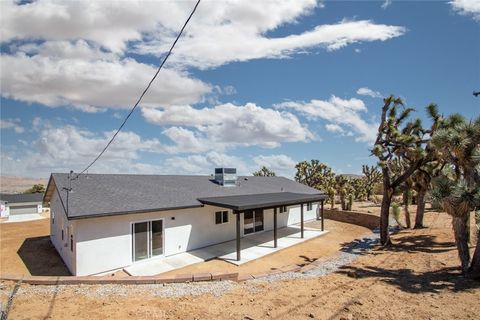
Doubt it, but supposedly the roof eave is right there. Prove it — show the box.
[67,204,205,220]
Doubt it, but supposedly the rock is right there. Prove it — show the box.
[308,313,315,318]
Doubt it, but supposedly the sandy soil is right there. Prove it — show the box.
[0,218,70,276]
[2,210,479,319]
[0,176,48,194]
[161,219,370,277]
[0,216,369,277]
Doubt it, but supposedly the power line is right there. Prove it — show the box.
[72,0,201,179]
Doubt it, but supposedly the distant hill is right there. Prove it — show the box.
[339,174,363,179]
[0,176,48,193]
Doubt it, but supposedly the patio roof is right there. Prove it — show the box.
[197,192,327,211]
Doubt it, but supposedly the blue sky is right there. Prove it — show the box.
[1,0,479,178]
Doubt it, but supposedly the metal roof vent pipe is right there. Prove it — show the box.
[214,168,237,187]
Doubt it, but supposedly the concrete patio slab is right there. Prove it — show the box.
[125,224,328,276]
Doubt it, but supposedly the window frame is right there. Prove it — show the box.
[215,210,229,224]
[279,205,287,213]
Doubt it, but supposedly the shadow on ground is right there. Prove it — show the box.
[17,236,70,276]
[337,265,480,293]
[387,234,456,254]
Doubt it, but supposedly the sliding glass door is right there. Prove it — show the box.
[132,220,163,262]
[244,209,264,235]
[151,220,163,256]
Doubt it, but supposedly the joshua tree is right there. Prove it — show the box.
[295,160,337,208]
[252,166,276,177]
[411,161,444,228]
[431,114,480,277]
[335,175,348,210]
[372,97,439,245]
[351,177,368,201]
[362,165,382,200]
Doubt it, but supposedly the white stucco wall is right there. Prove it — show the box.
[281,203,319,226]
[50,190,76,275]
[54,196,320,276]
[74,205,244,276]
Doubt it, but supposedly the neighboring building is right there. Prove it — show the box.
[0,193,43,218]
[44,169,327,276]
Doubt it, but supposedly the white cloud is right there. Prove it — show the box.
[0,123,168,177]
[0,119,24,133]
[381,0,392,9]
[325,123,345,134]
[449,0,480,21]
[1,1,406,111]
[137,18,406,69]
[275,95,378,143]
[163,152,249,176]
[0,42,211,110]
[2,1,406,71]
[1,0,188,53]
[252,154,297,177]
[142,103,313,150]
[356,87,383,98]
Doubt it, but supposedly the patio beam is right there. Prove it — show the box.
[235,210,241,261]
[321,200,325,231]
[300,203,304,238]
[273,207,278,248]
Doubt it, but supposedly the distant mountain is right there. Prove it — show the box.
[339,173,363,179]
[0,176,48,193]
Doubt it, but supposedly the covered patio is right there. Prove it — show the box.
[125,223,328,276]
[198,191,327,261]
[125,192,328,276]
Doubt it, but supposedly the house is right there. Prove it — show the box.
[43,168,327,276]
[0,193,43,218]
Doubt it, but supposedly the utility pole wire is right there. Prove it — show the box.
[72,0,201,179]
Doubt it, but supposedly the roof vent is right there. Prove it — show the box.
[214,168,237,187]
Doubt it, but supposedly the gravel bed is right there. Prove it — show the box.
[15,281,237,299]
[11,230,382,298]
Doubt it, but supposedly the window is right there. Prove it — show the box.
[61,229,64,241]
[307,203,313,211]
[215,211,229,224]
[279,206,287,213]
[70,235,73,252]
[52,211,54,224]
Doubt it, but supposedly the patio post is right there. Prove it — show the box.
[235,210,241,261]
[300,203,304,238]
[321,200,325,231]
[273,207,278,248]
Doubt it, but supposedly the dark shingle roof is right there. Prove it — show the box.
[46,173,323,219]
[0,193,44,204]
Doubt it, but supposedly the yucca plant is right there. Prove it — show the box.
[391,202,402,227]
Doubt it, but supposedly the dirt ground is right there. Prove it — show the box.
[1,209,479,319]
[0,218,70,276]
[0,214,369,277]
[161,219,369,277]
